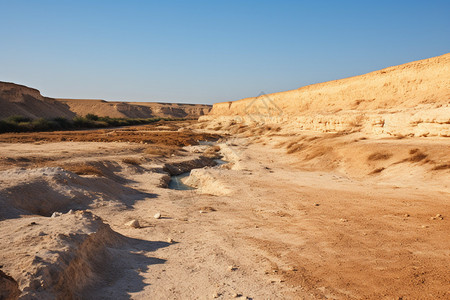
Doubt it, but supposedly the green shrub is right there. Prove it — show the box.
[31,118,51,131]
[6,115,32,123]
[85,114,99,121]
[0,120,16,133]
[52,117,71,129]
[0,114,180,134]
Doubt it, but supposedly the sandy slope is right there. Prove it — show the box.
[204,53,450,137]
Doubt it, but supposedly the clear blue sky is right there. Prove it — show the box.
[1,0,449,104]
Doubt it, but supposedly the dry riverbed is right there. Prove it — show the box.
[0,121,449,299]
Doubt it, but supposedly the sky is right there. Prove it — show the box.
[1,1,449,104]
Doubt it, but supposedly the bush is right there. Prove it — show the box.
[31,118,51,131]
[65,164,104,176]
[0,114,179,134]
[73,116,95,128]
[53,117,71,129]
[0,120,16,133]
[85,114,99,121]
[6,115,32,123]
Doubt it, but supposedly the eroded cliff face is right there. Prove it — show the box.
[204,53,450,137]
[0,82,76,120]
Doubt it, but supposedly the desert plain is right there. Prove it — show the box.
[0,54,449,299]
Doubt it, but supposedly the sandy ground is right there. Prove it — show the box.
[0,123,449,299]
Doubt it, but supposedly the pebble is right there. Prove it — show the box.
[339,218,348,222]
[228,265,238,271]
[430,214,443,220]
[51,212,62,218]
[404,214,410,217]
[167,238,174,243]
[125,219,140,228]
[154,212,161,219]
[212,292,220,298]
[314,203,320,206]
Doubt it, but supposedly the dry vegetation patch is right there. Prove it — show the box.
[432,163,450,171]
[367,152,393,161]
[122,158,141,165]
[64,164,104,176]
[144,146,181,157]
[369,167,386,175]
[286,143,305,154]
[0,121,220,145]
[407,149,428,162]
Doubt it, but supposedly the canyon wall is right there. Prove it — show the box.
[204,53,450,137]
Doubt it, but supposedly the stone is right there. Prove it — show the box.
[125,219,140,228]
[228,265,237,271]
[154,212,161,219]
[51,212,62,218]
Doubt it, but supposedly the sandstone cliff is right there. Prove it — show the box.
[205,53,450,137]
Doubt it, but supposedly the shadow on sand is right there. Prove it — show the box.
[81,236,171,299]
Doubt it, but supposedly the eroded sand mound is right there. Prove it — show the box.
[0,210,122,299]
[0,167,150,220]
[204,53,450,137]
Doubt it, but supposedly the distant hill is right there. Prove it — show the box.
[0,82,211,120]
[0,82,75,120]
[56,99,211,119]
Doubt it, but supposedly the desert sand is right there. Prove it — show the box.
[0,54,449,299]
